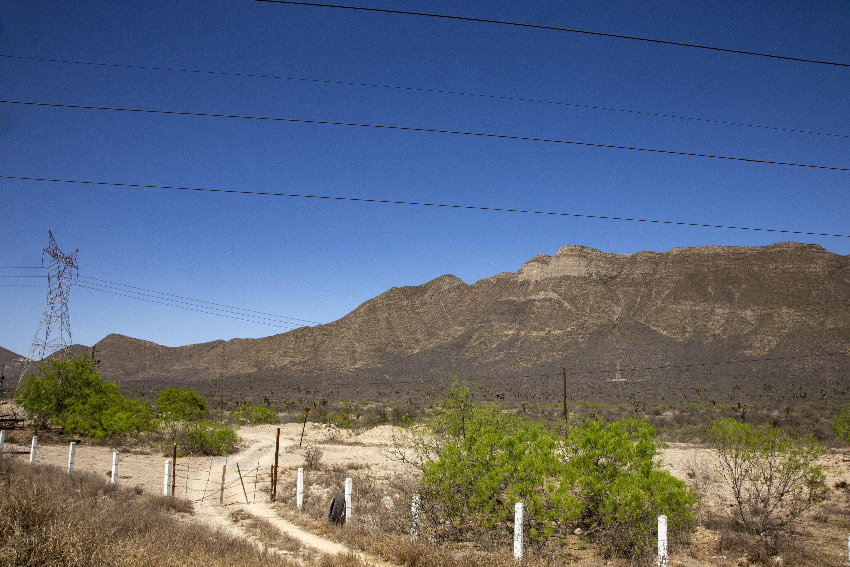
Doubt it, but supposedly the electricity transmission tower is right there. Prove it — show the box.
[22,231,79,377]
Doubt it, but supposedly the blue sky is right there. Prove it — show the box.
[1,1,848,357]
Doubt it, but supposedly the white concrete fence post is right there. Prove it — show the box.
[67,441,77,473]
[296,467,304,510]
[344,477,353,523]
[514,502,524,559]
[29,435,37,465]
[163,459,173,496]
[0,430,5,456]
[411,493,421,541]
[658,515,669,567]
[111,451,119,485]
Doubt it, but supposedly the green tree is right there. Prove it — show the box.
[710,417,828,535]
[561,418,696,554]
[15,355,153,440]
[157,388,207,420]
[421,382,695,555]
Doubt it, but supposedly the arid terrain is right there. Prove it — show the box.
[2,417,849,567]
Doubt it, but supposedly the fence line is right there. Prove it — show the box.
[3,431,847,564]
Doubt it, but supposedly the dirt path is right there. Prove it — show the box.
[1,425,401,566]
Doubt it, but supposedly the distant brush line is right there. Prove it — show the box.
[2,99,848,172]
[76,283,303,329]
[563,351,849,377]
[3,53,845,139]
[78,274,320,325]
[252,0,850,68]
[2,175,848,238]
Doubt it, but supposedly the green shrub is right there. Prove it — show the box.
[710,417,827,535]
[834,404,850,443]
[561,417,696,554]
[421,382,696,556]
[233,404,278,424]
[14,355,153,440]
[157,388,207,420]
[184,420,238,456]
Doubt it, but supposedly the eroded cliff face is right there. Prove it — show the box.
[91,242,849,385]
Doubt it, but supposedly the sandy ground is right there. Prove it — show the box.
[2,423,849,566]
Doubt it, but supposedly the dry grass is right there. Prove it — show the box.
[0,457,298,567]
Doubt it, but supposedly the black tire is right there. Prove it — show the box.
[328,491,346,524]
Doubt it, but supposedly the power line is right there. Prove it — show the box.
[252,0,850,68]
[76,282,303,329]
[2,53,845,140]
[77,275,320,325]
[2,99,848,172]
[2,174,848,238]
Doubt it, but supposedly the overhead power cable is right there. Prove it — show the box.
[76,282,303,329]
[2,99,847,172]
[252,0,850,68]
[77,274,320,325]
[2,53,845,139]
[2,175,848,239]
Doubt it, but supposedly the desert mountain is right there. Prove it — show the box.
[8,242,850,403]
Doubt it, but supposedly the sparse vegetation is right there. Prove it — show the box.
[0,457,297,567]
[709,417,828,536]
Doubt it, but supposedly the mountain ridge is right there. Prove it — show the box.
[5,242,849,404]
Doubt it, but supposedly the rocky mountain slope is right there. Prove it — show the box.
[7,242,850,403]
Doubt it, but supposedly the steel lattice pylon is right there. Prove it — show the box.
[23,231,79,374]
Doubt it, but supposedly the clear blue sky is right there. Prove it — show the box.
[1,1,848,357]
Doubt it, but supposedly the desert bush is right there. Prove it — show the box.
[14,355,154,440]
[420,382,696,556]
[157,387,207,420]
[234,404,278,424]
[709,417,828,535]
[183,420,239,455]
[833,403,850,443]
[303,446,324,469]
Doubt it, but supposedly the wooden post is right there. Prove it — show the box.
[219,464,227,505]
[0,430,5,456]
[236,463,249,504]
[344,477,352,523]
[562,367,568,421]
[111,451,119,484]
[296,467,304,510]
[272,427,280,501]
[514,502,523,559]
[164,459,173,496]
[29,435,37,465]
[299,408,310,448]
[67,441,77,473]
[171,444,177,497]
[411,493,421,541]
[657,515,668,567]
